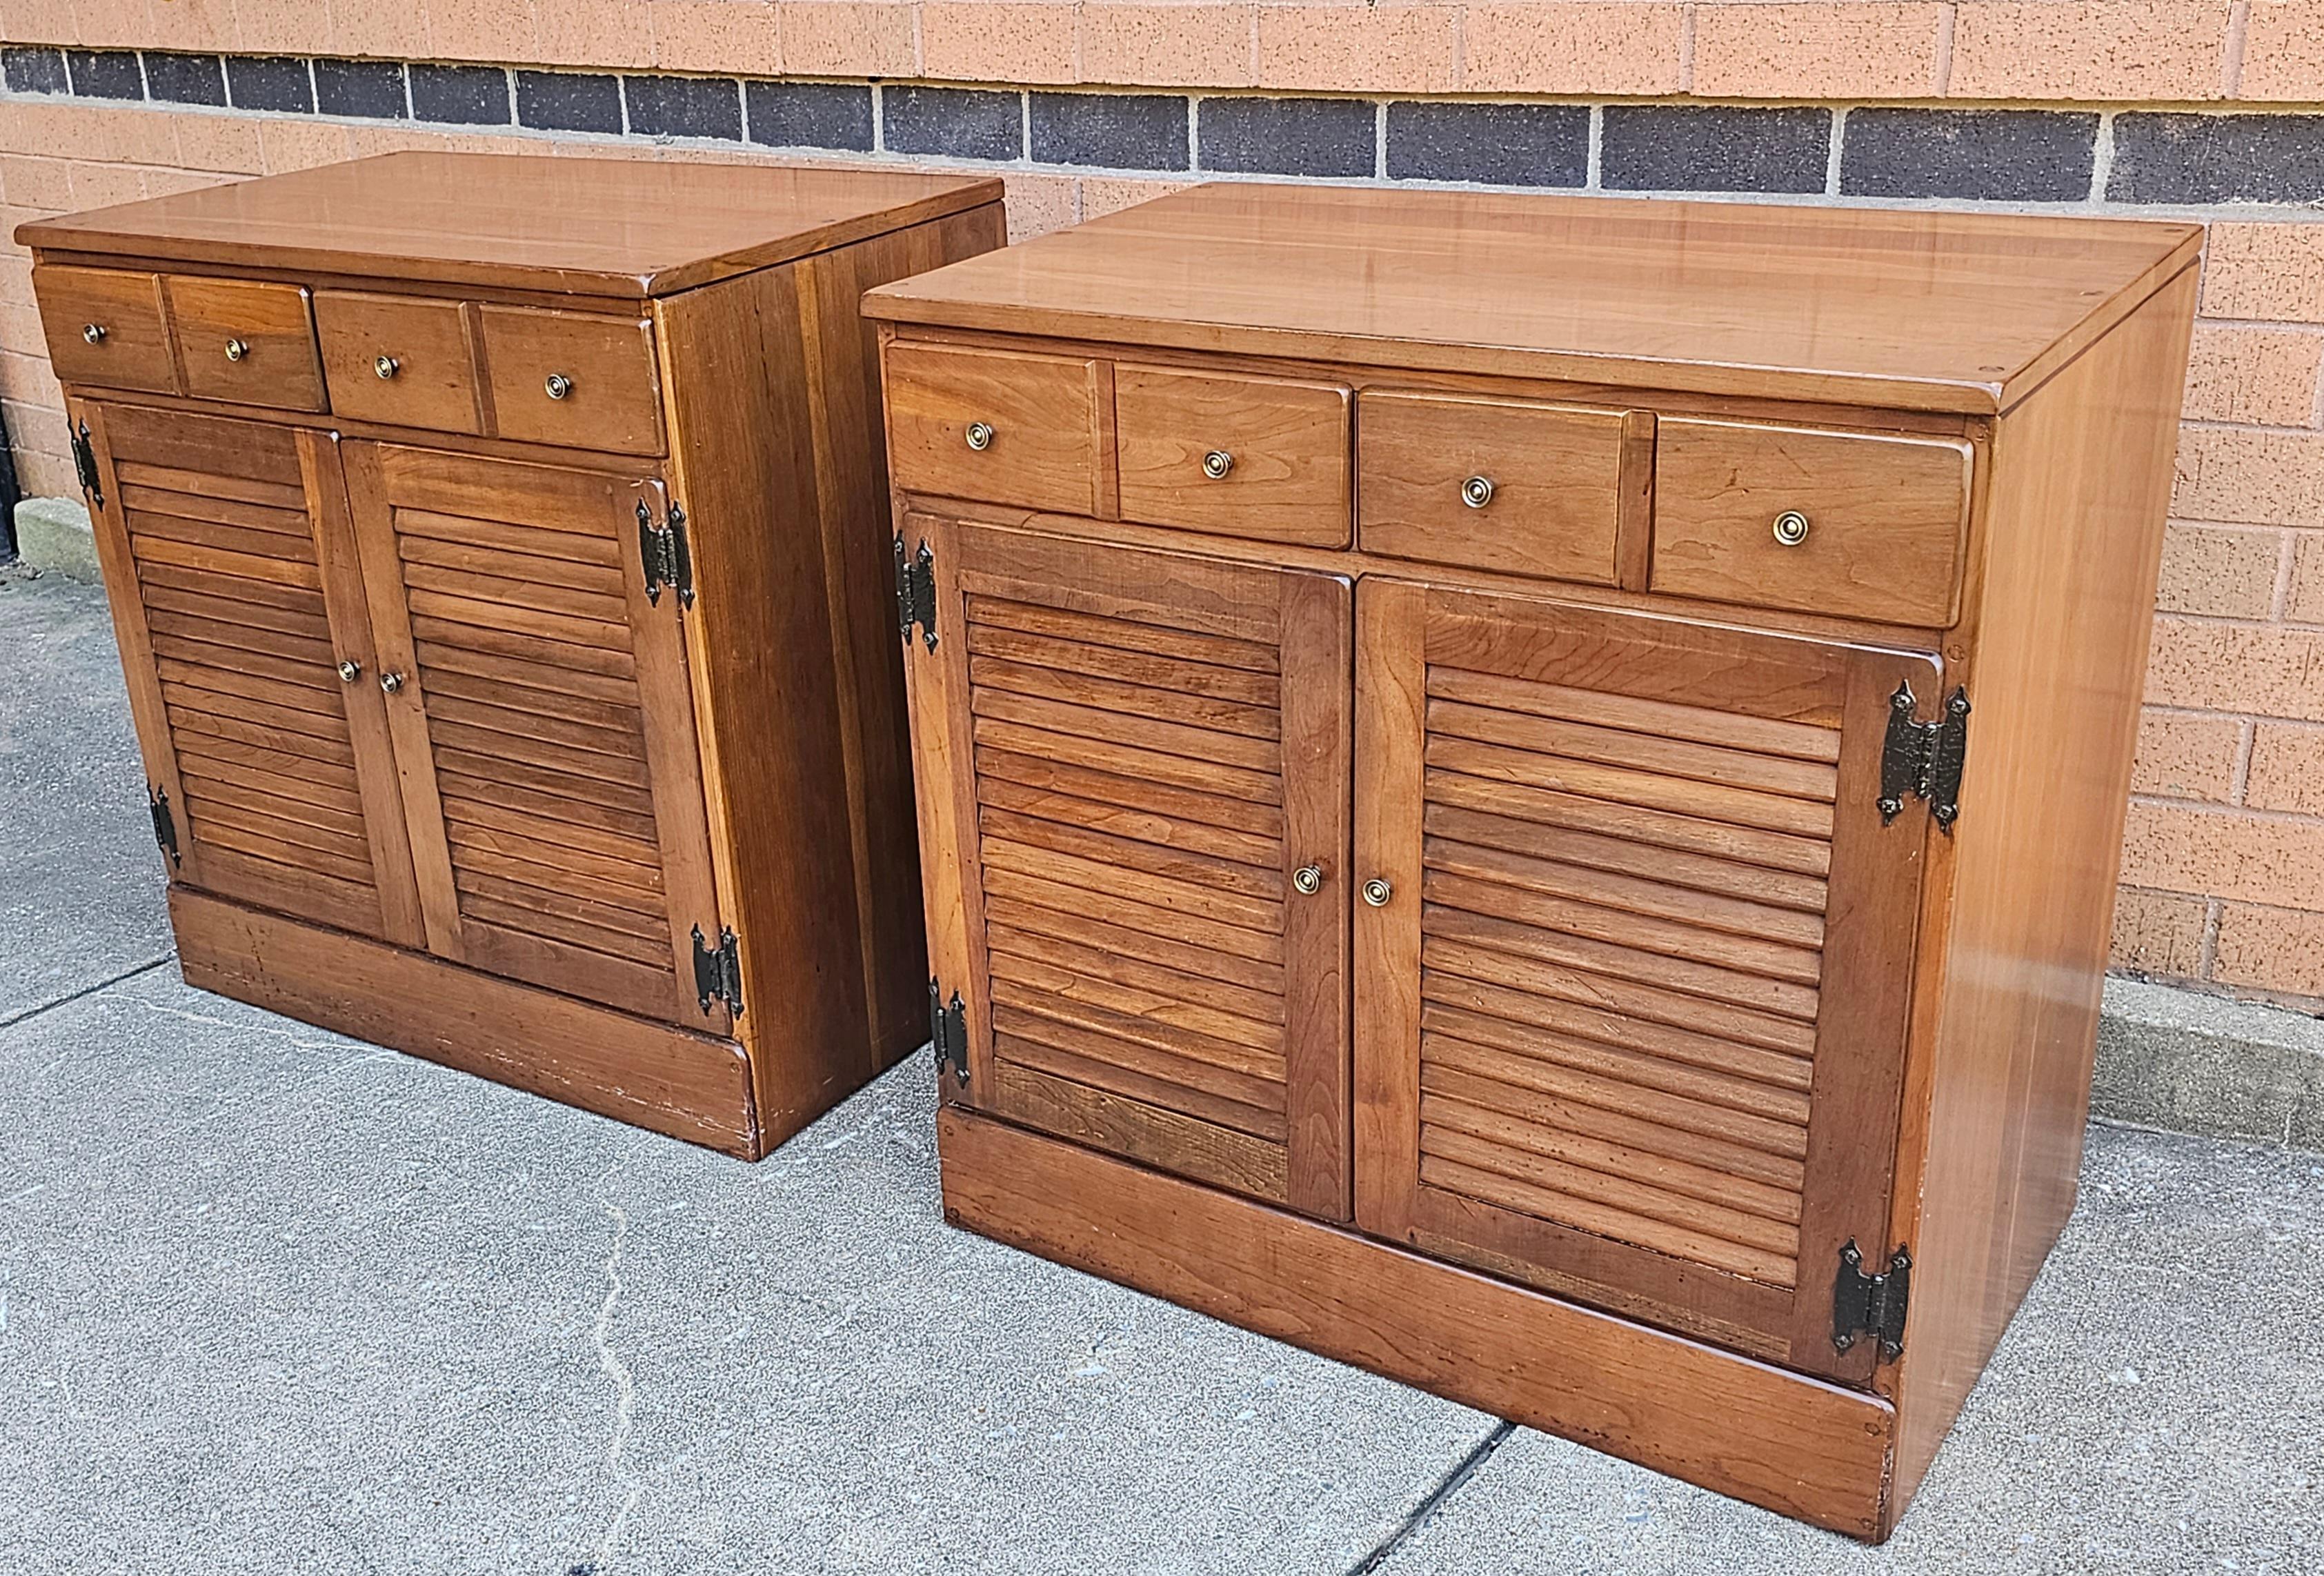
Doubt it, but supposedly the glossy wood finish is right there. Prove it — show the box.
[1357,390,1641,584]
[478,306,664,455]
[880,185,2200,1540]
[30,152,1007,1155]
[1651,419,1974,626]
[941,1106,1894,1538]
[34,264,174,392]
[864,183,2201,414]
[1115,365,1351,546]
[164,275,326,411]
[315,290,484,434]
[884,341,1105,517]
[21,150,1003,299]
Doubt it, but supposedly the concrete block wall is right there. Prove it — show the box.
[3,1,2323,1011]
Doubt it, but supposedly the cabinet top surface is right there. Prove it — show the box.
[17,151,1005,299]
[863,184,2202,413]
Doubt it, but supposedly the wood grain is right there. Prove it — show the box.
[315,290,484,434]
[941,1106,1894,1537]
[884,341,1103,516]
[477,306,662,455]
[1115,364,1351,547]
[34,265,176,393]
[164,275,324,412]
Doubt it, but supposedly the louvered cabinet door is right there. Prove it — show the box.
[343,443,726,1030]
[1354,579,1936,1386]
[904,517,1353,1219]
[79,402,423,943]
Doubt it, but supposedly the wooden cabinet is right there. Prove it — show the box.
[866,185,2203,1539]
[26,150,1006,1157]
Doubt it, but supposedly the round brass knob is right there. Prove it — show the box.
[337,659,362,684]
[379,670,406,695]
[544,372,573,401]
[965,421,995,452]
[224,337,249,362]
[1461,475,1495,509]
[1361,877,1393,908]
[81,323,106,345]
[374,355,399,380]
[1773,510,1811,547]
[1202,450,1235,480]
[1292,864,1323,896]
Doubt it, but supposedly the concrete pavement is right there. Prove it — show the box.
[3,565,2318,1575]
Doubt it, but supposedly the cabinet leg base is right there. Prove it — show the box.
[170,887,764,1158]
[937,1104,1903,1541]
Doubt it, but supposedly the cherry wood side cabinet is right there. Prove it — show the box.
[864,186,2201,1538]
[23,152,1004,1157]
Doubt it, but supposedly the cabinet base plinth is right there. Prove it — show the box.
[170,888,764,1159]
[937,1105,1903,1541]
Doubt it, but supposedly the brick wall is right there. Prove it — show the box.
[4,1,2323,1008]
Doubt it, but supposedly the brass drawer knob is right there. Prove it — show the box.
[375,355,399,380]
[1292,864,1324,896]
[544,372,573,400]
[337,659,361,683]
[379,670,406,694]
[965,420,995,451]
[82,322,106,345]
[1203,449,1234,480]
[1773,510,1811,547]
[1461,475,1495,509]
[224,337,249,362]
[1361,877,1393,908]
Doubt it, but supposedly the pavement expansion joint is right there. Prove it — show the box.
[1348,1420,1519,1574]
[0,955,172,1030]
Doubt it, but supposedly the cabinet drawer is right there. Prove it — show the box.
[478,305,663,455]
[1650,419,1973,626]
[165,275,326,411]
[317,291,484,435]
[1358,390,1642,584]
[1116,365,1350,546]
[884,341,1103,516]
[34,266,177,394]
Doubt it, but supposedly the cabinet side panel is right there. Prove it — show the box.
[655,267,873,1146]
[1889,266,2199,1522]
[795,202,1009,1071]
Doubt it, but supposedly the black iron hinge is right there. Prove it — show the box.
[928,976,967,1086]
[637,498,695,610]
[147,784,179,866]
[1833,1240,1911,1360]
[1879,681,1971,832]
[894,534,936,651]
[71,419,102,508]
[691,924,743,1017]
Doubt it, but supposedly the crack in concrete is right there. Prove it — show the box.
[1345,1421,1517,1575]
[586,1166,642,1573]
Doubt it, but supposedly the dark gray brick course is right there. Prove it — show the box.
[66,50,143,101]
[2109,113,2324,203]
[1602,106,1830,194]
[314,59,406,120]
[1387,101,1587,187]
[622,74,742,141]
[884,86,1022,161]
[226,55,315,114]
[1031,92,1189,170]
[1198,97,1374,179]
[516,70,622,135]
[408,63,509,125]
[746,81,874,151]
[1841,108,2096,202]
[141,52,226,107]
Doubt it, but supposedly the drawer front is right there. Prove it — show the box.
[34,266,176,393]
[1651,419,1973,626]
[1116,365,1351,547]
[166,275,326,411]
[1358,390,1640,584]
[479,306,664,455]
[317,291,484,435]
[884,342,1102,516]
